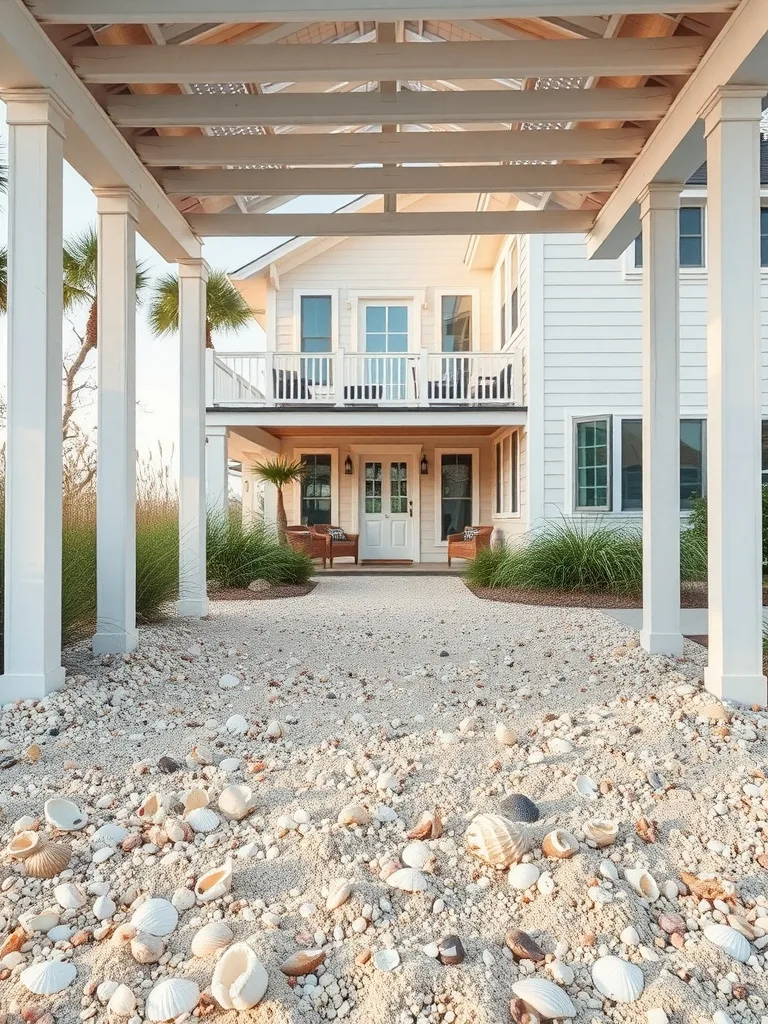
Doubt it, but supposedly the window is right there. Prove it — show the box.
[300,295,332,353]
[494,431,520,516]
[390,462,408,514]
[495,441,502,515]
[634,206,704,268]
[508,243,519,336]
[761,208,768,268]
[614,418,706,512]
[364,303,408,401]
[499,256,507,345]
[679,419,705,509]
[620,419,643,512]
[441,454,473,540]
[510,431,519,514]
[575,419,611,510]
[364,462,382,514]
[300,453,332,526]
[441,295,472,353]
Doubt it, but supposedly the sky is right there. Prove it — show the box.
[0,104,356,462]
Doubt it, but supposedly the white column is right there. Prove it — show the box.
[93,188,139,654]
[702,86,766,705]
[0,90,69,701]
[205,426,230,518]
[639,183,683,656]
[262,482,279,536]
[177,259,209,617]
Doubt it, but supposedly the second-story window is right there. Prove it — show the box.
[508,243,519,336]
[300,295,332,353]
[761,207,768,267]
[441,295,472,352]
[634,206,705,268]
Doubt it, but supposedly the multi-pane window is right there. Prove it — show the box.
[364,462,382,515]
[300,454,332,526]
[679,420,705,509]
[499,257,507,345]
[634,206,704,268]
[494,432,520,515]
[510,431,519,514]
[761,208,768,268]
[300,295,332,352]
[495,441,502,515]
[575,419,611,510]
[441,454,473,540]
[441,295,472,352]
[390,462,408,513]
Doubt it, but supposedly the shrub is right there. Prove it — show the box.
[684,485,768,572]
[206,512,314,590]
[136,501,179,622]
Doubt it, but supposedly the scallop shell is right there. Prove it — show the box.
[386,867,430,892]
[704,924,751,963]
[25,841,71,879]
[107,984,137,1016]
[465,814,531,868]
[43,798,87,831]
[195,862,233,903]
[182,788,209,816]
[326,878,353,911]
[401,840,436,872]
[337,803,371,827]
[130,898,179,937]
[591,955,645,1003]
[130,932,166,964]
[191,921,234,957]
[218,784,256,821]
[508,863,541,890]
[212,943,269,1010]
[185,807,220,833]
[20,960,77,995]
[7,830,42,860]
[575,775,599,800]
[145,978,200,1022]
[583,819,618,848]
[624,868,660,902]
[280,949,327,977]
[511,978,576,1019]
[495,722,518,746]
[541,829,579,859]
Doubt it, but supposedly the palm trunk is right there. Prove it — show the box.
[205,319,213,349]
[276,487,288,544]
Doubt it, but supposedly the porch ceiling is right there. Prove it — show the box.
[234,424,507,440]
[6,0,767,255]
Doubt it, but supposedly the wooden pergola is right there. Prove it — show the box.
[1,0,767,705]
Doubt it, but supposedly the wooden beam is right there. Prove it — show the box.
[185,210,596,236]
[72,37,708,84]
[163,163,625,195]
[30,0,738,24]
[137,127,649,166]
[109,87,672,127]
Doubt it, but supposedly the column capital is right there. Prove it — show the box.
[1,89,71,136]
[178,258,210,282]
[94,187,140,221]
[637,183,682,215]
[205,425,229,438]
[701,85,765,135]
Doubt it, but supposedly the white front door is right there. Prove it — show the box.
[361,457,414,560]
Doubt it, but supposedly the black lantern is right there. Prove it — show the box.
[344,454,354,475]
[420,454,429,475]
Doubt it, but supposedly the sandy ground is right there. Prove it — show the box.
[1,576,768,1024]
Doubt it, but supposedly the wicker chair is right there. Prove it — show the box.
[285,526,327,568]
[446,526,493,567]
[311,524,359,567]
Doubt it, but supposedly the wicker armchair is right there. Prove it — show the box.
[446,526,493,566]
[311,524,359,567]
[285,526,327,568]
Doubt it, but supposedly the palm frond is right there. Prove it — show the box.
[205,269,257,334]
[253,456,307,490]
[62,226,99,310]
[146,271,181,338]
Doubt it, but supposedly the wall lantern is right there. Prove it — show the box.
[344,455,354,475]
[420,454,429,476]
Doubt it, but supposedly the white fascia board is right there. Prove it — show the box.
[205,409,528,429]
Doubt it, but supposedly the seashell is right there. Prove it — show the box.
[386,867,430,892]
[376,771,399,792]
[374,948,401,971]
[658,912,685,936]
[91,823,129,849]
[93,894,117,921]
[508,863,541,891]
[7,830,43,860]
[575,776,599,800]
[212,942,269,1010]
[0,927,26,957]
[499,793,540,823]
[20,959,77,995]
[218,784,256,821]
[265,719,284,739]
[620,926,640,946]
[624,868,660,902]
[130,932,166,964]
[182,788,209,815]
[191,921,234,958]
[703,924,751,963]
[584,820,618,848]
[188,744,214,766]
[541,829,579,860]
[218,673,240,689]
[165,819,191,843]
[185,806,220,833]
[326,878,353,911]
[591,955,645,1003]
[437,934,465,966]
[25,841,71,878]
[280,949,327,977]
[130,898,179,937]
[548,737,574,755]
[147,824,168,848]
[19,909,60,934]
[465,814,531,868]
[13,814,38,832]
[112,923,137,945]
[138,793,165,822]
[505,928,546,963]
[511,978,576,1019]
[337,803,371,827]
[401,840,436,872]
[225,714,249,735]
[43,798,86,831]
[495,722,518,746]
[407,809,442,841]
[195,862,233,903]
[145,978,200,1021]
[107,984,137,1016]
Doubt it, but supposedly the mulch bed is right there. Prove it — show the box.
[209,582,317,602]
[466,581,768,609]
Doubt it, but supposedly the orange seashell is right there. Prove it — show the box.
[280,950,326,977]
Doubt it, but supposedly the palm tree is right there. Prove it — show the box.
[253,456,307,543]
[147,268,256,349]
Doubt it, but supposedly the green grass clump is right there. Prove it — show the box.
[206,512,314,590]
[137,501,179,622]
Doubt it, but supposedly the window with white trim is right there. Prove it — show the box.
[441,295,472,353]
[634,205,705,268]
[494,431,520,516]
[574,418,611,511]
[441,453,473,540]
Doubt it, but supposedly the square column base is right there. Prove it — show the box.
[0,666,66,703]
[93,628,139,655]
[640,630,684,656]
[704,668,767,707]
[176,597,209,618]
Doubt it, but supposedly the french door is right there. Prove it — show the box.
[361,302,409,402]
[360,457,414,560]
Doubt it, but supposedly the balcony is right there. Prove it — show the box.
[207,350,521,409]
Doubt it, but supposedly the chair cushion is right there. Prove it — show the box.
[327,527,348,541]
[463,527,480,541]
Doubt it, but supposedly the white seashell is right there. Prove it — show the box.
[20,960,77,995]
[97,980,119,1004]
[265,720,284,739]
[211,943,269,1010]
[130,898,179,937]
[107,984,137,1016]
[12,815,37,833]
[508,863,540,890]
[326,878,353,911]
[337,803,371,827]
[218,673,240,689]
[591,955,645,1003]
[624,868,660,902]
[218,784,256,821]
[703,924,751,963]
[511,978,576,1019]
[182,788,209,815]
[401,840,435,872]
[90,823,128,849]
[620,926,640,946]
[138,792,165,822]
[550,960,574,986]
[186,806,220,833]
[386,867,430,892]
[130,932,166,964]
[575,775,599,800]
[19,909,60,934]
[583,819,618,847]
[191,921,234,957]
[145,978,200,1021]
[93,894,117,921]
[373,948,400,972]
[376,771,399,792]
[7,830,42,860]
[195,862,233,903]
[225,714,249,735]
[188,744,214,766]
[548,737,574,755]
[541,829,579,859]
[599,859,619,881]
[465,814,531,868]
[495,722,518,746]
[43,798,87,831]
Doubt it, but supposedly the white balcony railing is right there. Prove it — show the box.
[206,349,520,409]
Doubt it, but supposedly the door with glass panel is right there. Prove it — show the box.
[361,303,409,402]
[361,457,413,560]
